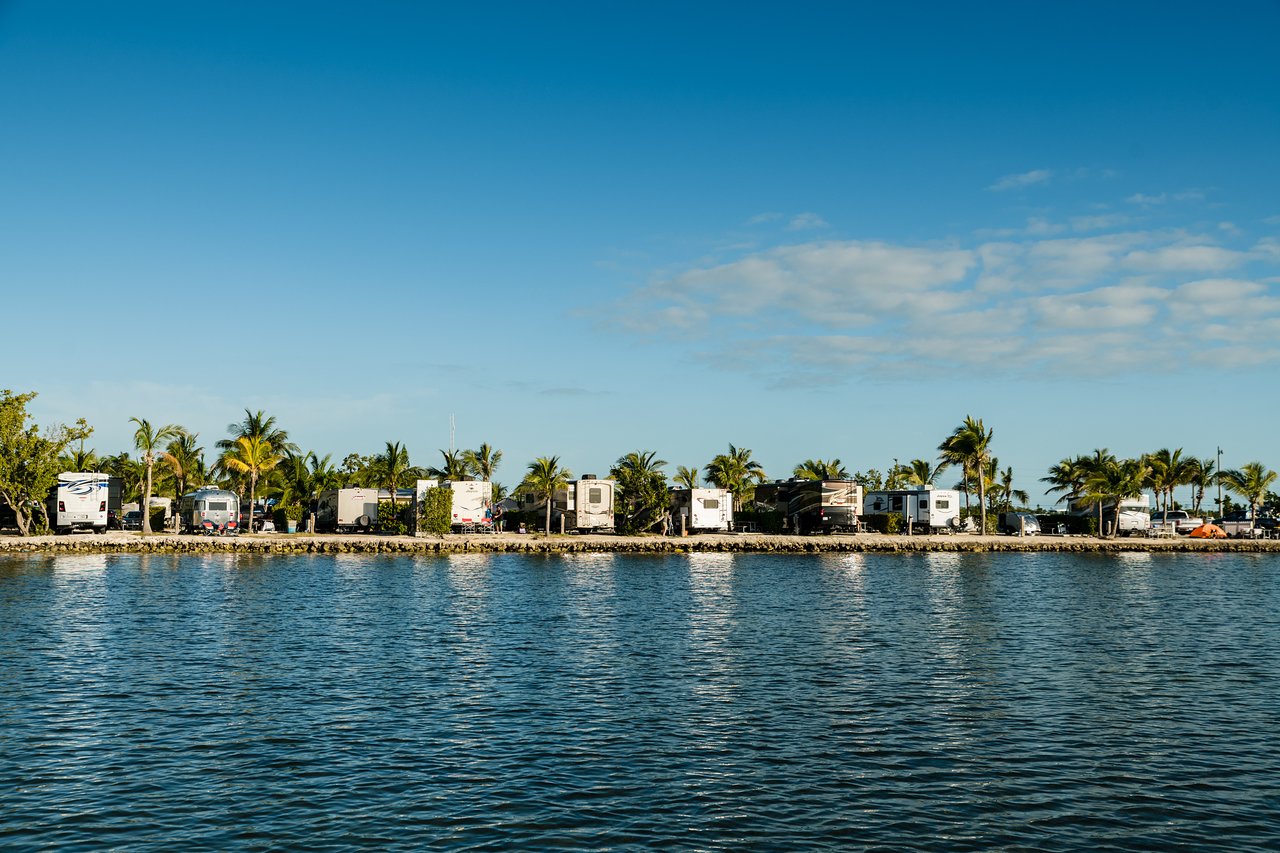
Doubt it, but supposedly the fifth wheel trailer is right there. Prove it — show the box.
[669,487,733,533]
[552,476,616,532]
[316,488,386,532]
[754,479,863,534]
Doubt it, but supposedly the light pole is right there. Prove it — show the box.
[1217,446,1223,516]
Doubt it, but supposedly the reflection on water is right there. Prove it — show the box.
[0,550,1278,850]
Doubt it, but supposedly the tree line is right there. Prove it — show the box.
[2,390,1275,537]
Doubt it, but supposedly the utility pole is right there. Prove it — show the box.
[1217,446,1223,515]
[450,414,456,455]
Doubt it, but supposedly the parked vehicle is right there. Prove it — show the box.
[316,488,384,532]
[46,472,111,533]
[998,511,1041,535]
[444,480,495,531]
[1072,494,1153,535]
[121,510,143,530]
[1217,510,1278,537]
[864,487,961,533]
[178,488,240,535]
[670,487,733,533]
[754,479,862,534]
[1151,508,1202,535]
[553,476,615,532]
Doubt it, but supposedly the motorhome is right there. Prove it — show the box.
[178,487,240,534]
[670,487,733,533]
[316,487,386,532]
[1071,494,1152,536]
[754,479,862,534]
[47,472,111,533]
[863,487,961,533]
[553,476,616,532]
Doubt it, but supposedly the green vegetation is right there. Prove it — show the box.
[704,444,766,512]
[611,450,668,534]
[130,418,180,535]
[522,456,571,533]
[0,390,92,535]
[417,487,453,536]
[376,500,408,535]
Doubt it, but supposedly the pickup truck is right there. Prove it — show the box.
[1152,510,1203,535]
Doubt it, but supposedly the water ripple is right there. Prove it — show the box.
[1,551,1278,850]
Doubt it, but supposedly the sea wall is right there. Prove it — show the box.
[2,532,1279,555]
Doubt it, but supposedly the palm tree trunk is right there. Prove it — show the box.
[976,460,987,535]
[544,496,551,534]
[250,473,257,534]
[142,458,153,534]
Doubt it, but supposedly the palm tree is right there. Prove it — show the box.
[161,430,203,500]
[1188,456,1216,517]
[1145,447,1196,527]
[793,459,849,480]
[218,409,297,456]
[222,436,281,532]
[939,416,994,534]
[1082,456,1149,538]
[131,417,180,534]
[524,456,572,533]
[59,438,99,473]
[429,449,470,481]
[673,465,700,490]
[463,443,503,482]
[612,451,669,532]
[276,450,315,509]
[1042,455,1090,508]
[997,464,1029,512]
[905,458,946,487]
[704,444,766,511]
[373,441,425,504]
[1219,462,1278,526]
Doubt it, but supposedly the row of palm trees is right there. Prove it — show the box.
[1043,448,1278,534]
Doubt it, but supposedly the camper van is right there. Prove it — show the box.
[863,487,961,533]
[178,487,240,534]
[316,487,386,532]
[47,472,111,533]
[670,487,733,533]
[754,479,862,534]
[553,476,616,532]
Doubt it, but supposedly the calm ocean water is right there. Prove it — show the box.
[1,551,1277,851]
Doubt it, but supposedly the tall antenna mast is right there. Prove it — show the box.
[450,414,455,454]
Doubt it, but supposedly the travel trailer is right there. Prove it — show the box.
[316,487,386,532]
[553,476,616,532]
[754,479,862,534]
[178,487,240,534]
[47,472,111,533]
[670,487,733,533]
[863,487,961,533]
[444,480,493,530]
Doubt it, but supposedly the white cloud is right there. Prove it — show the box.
[786,212,829,231]
[988,169,1053,192]
[614,223,1280,381]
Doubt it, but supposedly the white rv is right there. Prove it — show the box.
[553,476,616,532]
[863,487,961,533]
[670,487,733,533]
[1072,494,1152,536]
[445,480,493,530]
[316,487,386,532]
[48,472,111,533]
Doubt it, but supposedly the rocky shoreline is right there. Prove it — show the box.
[2,531,1279,555]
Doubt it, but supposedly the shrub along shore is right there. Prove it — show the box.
[2,532,1279,555]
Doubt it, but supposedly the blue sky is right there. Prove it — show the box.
[3,1,1278,502]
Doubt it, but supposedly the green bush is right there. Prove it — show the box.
[415,489,452,536]
[377,499,408,535]
[861,513,902,534]
[273,504,303,530]
[148,507,168,531]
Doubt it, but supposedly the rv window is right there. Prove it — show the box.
[588,488,602,503]
[209,501,228,511]
[702,499,719,509]
[195,501,205,511]
[935,499,949,509]
[891,496,903,511]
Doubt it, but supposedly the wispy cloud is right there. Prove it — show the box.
[610,222,1277,385]
[785,212,829,231]
[988,169,1053,192]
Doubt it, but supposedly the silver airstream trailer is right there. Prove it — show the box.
[179,487,241,534]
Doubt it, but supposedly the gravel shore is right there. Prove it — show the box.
[3,530,1278,554]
